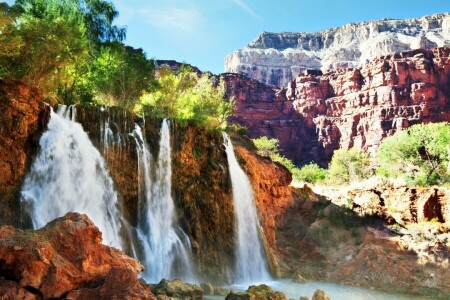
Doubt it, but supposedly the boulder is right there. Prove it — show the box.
[0,212,155,299]
[225,284,288,300]
[151,279,203,300]
[312,289,330,300]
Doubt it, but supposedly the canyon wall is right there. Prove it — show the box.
[225,13,450,87]
[226,47,450,166]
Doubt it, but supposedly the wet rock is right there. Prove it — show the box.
[200,282,231,296]
[312,289,330,300]
[225,284,288,300]
[0,212,155,299]
[200,282,215,295]
[293,273,307,284]
[151,279,203,300]
[215,287,231,296]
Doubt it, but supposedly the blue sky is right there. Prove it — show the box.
[5,0,450,73]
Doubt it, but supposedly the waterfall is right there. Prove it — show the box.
[223,132,271,284]
[132,119,194,283]
[20,106,123,248]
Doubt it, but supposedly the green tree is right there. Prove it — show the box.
[251,136,279,157]
[0,0,125,102]
[14,0,125,45]
[87,42,155,107]
[327,148,372,184]
[137,67,234,129]
[0,3,23,58]
[295,163,327,184]
[377,123,450,185]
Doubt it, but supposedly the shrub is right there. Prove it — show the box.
[376,122,450,185]
[327,148,372,184]
[251,136,279,157]
[294,163,326,184]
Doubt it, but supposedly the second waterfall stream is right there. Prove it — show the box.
[131,119,194,283]
[223,132,271,284]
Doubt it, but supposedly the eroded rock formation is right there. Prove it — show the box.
[225,13,450,87]
[0,212,156,299]
[226,47,450,166]
[0,80,49,227]
[225,284,288,300]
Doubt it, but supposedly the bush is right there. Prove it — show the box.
[376,122,450,185]
[252,136,279,157]
[327,148,372,184]
[252,137,326,183]
[294,163,326,184]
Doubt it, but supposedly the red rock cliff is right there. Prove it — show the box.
[0,81,49,227]
[226,47,450,166]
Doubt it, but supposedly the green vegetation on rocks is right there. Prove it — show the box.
[377,122,450,185]
[225,284,288,300]
[326,148,372,184]
[252,136,326,183]
[151,279,203,300]
[136,67,234,129]
[0,1,232,129]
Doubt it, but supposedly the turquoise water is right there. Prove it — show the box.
[205,279,430,300]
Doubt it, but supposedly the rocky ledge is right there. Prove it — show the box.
[0,212,156,299]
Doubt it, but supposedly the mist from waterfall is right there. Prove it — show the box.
[223,132,271,284]
[132,120,194,283]
[20,106,123,248]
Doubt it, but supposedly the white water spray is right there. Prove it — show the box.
[132,120,194,283]
[21,106,123,248]
[223,132,271,284]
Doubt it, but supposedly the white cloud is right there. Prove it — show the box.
[232,0,262,21]
[139,8,204,35]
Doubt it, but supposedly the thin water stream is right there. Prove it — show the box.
[132,120,194,283]
[223,132,271,284]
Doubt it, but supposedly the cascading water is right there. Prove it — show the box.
[20,106,123,248]
[223,132,271,284]
[132,119,194,283]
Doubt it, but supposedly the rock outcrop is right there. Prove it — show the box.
[226,47,450,166]
[0,80,49,227]
[150,279,203,300]
[225,13,450,87]
[316,177,450,225]
[225,284,288,300]
[0,212,156,299]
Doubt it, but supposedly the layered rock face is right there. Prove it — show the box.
[0,81,49,227]
[0,212,155,299]
[226,47,450,166]
[225,13,450,87]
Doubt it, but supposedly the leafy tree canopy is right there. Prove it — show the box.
[86,42,156,107]
[137,67,234,129]
[377,122,450,185]
[327,148,372,184]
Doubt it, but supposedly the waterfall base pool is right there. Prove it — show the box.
[205,279,429,300]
